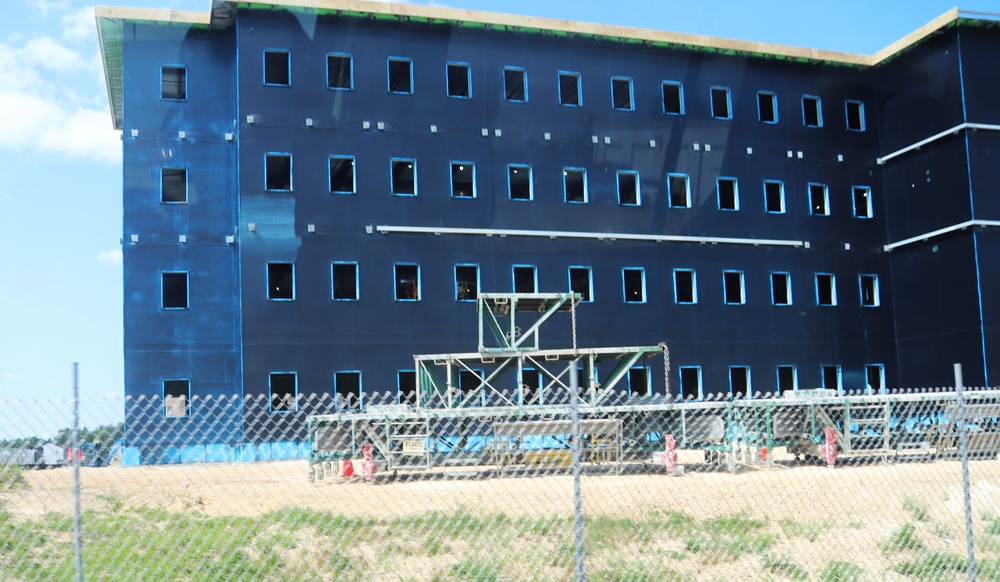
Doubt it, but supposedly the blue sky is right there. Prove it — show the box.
[0,0,995,402]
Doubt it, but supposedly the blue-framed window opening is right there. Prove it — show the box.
[776,365,797,395]
[446,62,471,98]
[617,171,640,206]
[860,274,880,307]
[717,177,738,211]
[390,158,416,196]
[161,167,187,204]
[821,365,843,395]
[263,49,290,86]
[387,57,413,94]
[160,65,186,100]
[757,91,777,123]
[520,368,541,405]
[865,364,885,395]
[334,371,362,410]
[269,372,298,412]
[394,263,420,301]
[329,155,355,194]
[662,81,684,115]
[508,164,532,201]
[729,366,751,398]
[809,183,829,216]
[802,95,823,127]
[327,53,353,90]
[512,265,537,294]
[163,379,191,418]
[265,153,292,191]
[764,180,784,213]
[455,264,479,301]
[563,167,588,203]
[816,273,837,306]
[628,367,650,397]
[161,271,189,310]
[450,161,475,198]
[680,367,702,400]
[710,86,731,119]
[611,76,634,110]
[267,262,295,300]
[331,262,359,301]
[674,269,697,304]
[853,186,873,218]
[569,266,593,302]
[558,71,582,106]
[770,272,792,306]
[623,267,646,303]
[846,100,866,131]
[723,270,745,305]
[667,173,690,208]
[397,370,417,405]
[503,67,527,102]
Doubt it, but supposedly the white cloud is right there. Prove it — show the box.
[26,0,71,18]
[61,6,96,42]
[23,36,84,71]
[96,248,123,265]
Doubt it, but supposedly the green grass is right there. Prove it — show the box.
[762,553,808,581]
[819,561,865,582]
[880,523,925,554]
[893,552,967,580]
[779,518,834,542]
[903,497,932,522]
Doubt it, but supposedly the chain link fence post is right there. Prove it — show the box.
[570,362,584,582]
[72,363,84,582]
[955,363,976,581]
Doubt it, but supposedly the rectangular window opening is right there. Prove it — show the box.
[327,53,352,90]
[513,265,537,294]
[674,269,696,304]
[776,366,797,394]
[394,264,420,301]
[860,274,880,307]
[161,65,186,100]
[334,371,361,409]
[459,370,484,405]
[757,91,777,123]
[446,63,470,98]
[503,67,527,102]
[387,57,413,94]
[161,167,187,204]
[711,87,731,119]
[332,262,358,301]
[617,171,639,205]
[680,367,702,400]
[802,95,822,127]
[668,174,690,208]
[730,367,750,398]
[846,100,865,131]
[263,49,290,86]
[455,265,479,301]
[662,81,684,115]
[623,268,645,303]
[866,364,885,394]
[821,365,842,393]
[771,272,791,306]
[816,273,837,306]
[628,368,649,397]
[723,270,745,305]
[269,372,297,412]
[853,186,872,218]
[329,156,355,194]
[717,177,738,211]
[265,154,292,191]
[558,72,581,106]
[521,368,541,405]
[391,158,416,196]
[508,164,532,201]
[564,168,587,203]
[569,267,592,302]
[267,262,294,300]
[809,183,829,216]
[451,162,475,198]
[398,371,416,405]
[764,180,784,213]
[162,272,188,309]
[611,76,633,110]
[163,379,190,417]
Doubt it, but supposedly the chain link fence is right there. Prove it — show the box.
[3,378,1000,580]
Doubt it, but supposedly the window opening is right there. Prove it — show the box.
[267,262,294,300]
[611,76,633,110]
[265,154,292,191]
[263,49,290,86]
[617,171,639,205]
[451,162,475,198]
[628,367,649,397]
[809,183,829,216]
[757,91,777,123]
[776,365,797,394]
[764,180,784,213]
[163,379,190,417]
[674,269,696,304]
[162,272,188,309]
[513,265,537,294]
[394,264,420,301]
[398,371,416,405]
[161,167,187,203]
[387,57,413,94]
[327,53,352,90]
[329,156,355,194]
[771,272,791,306]
[711,86,731,119]
[816,273,837,306]
[668,174,690,208]
[569,267,592,302]
[503,67,527,102]
[662,81,684,114]
[860,274,880,307]
[717,177,738,211]
[521,368,541,404]
[508,164,532,201]
[623,268,645,303]
[161,66,186,100]
[866,364,885,394]
[459,370,484,405]
[853,186,872,218]
[821,365,842,394]
[334,371,361,409]
[680,367,702,400]
[729,367,750,397]
[446,62,470,98]
[332,262,358,301]
[723,270,745,305]
[846,100,865,131]
[269,372,297,412]
[558,71,581,106]
[564,168,587,203]
[391,158,416,196]
[802,95,822,127]
[455,265,479,301]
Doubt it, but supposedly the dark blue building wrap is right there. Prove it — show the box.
[97,2,1000,463]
